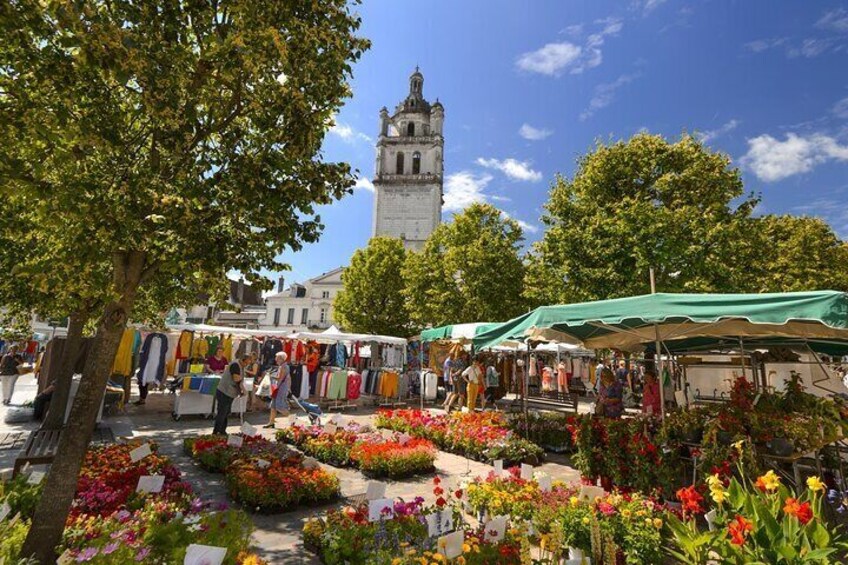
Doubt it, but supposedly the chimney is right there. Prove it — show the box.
[277,276,285,293]
[237,277,245,306]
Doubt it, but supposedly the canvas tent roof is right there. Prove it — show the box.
[419,322,502,342]
[473,291,848,354]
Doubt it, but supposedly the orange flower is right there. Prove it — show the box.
[727,515,753,546]
[784,497,813,525]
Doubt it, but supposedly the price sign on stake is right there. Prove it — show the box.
[368,498,394,522]
[27,471,45,485]
[0,501,11,521]
[324,423,337,435]
[256,459,270,470]
[129,443,152,463]
[493,460,503,475]
[287,415,296,427]
[366,481,387,501]
[227,434,243,448]
[520,463,533,481]
[184,544,227,565]
[438,531,464,559]
[484,515,508,542]
[136,475,165,494]
[579,485,605,501]
[537,474,552,492]
[241,422,257,437]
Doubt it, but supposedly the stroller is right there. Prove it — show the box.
[287,392,322,425]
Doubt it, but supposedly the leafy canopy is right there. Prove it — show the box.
[404,203,527,327]
[525,133,759,305]
[333,236,413,337]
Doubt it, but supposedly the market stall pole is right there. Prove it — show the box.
[650,268,665,419]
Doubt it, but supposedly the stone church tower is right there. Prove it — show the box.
[372,68,444,251]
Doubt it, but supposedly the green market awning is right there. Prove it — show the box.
[473,291,848,353]
[420,322,502,343]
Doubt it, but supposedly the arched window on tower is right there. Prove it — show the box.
[412,152,421,174]
[396,152,404,174]
[407,122,415,137]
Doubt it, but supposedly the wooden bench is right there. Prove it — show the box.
[13,429,62,478]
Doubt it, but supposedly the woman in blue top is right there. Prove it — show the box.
[598,368,624,418]
[264,351,290,429]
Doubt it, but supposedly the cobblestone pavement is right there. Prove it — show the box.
[0,373,583,564]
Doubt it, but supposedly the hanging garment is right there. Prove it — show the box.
[206,335,220,355]
[191,337,209,359]
[138,333,169,386]
[221,335,234,360]
[175,330,193,360]
[334,342,346,367]
[292,341,306,364]
[236,338,260,359]
[112,329,138,377]
[261,338,283,367]
[347,372,362,400]
[299,366,310,399]
[352,342,361,367]
[360,369,369,395]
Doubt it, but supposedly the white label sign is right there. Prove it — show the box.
[27,471,45,485]
[380,429,393,440]
[324,423,338,435]
[241,422,258,437]
[368,498,394,522]
[484,515,508,542]
[366,481,387,501]
[398,433,411,446]
[520,463,533,481]
[287,415,297,427]
[437,531,464,559]
[184,544,227,565]
[136,475,165,494]
[0,501,10,521]
[426,509,454,537]
[129,443,152,463]
[493,460,504,476]
[227,434,243,448]
[579,485,605,501]
[256,459,271,470]
[675,390,688,408]
[537,474,552,492]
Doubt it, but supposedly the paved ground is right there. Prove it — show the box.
[0,373,583,564]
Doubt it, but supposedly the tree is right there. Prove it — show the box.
[334,236,413,336]
[404,203,527,327]
[1,2,369,561]
[753,215,848,292]
[525,133,759,305]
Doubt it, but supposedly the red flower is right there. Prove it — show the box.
[435,497,446,507]
[433,476,441,485]
[433,487,444,496]
[454,489,463,499]
[676,486,704,516]
[784,498,813,525]
[727,515,753,546]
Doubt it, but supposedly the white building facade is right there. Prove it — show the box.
[372,68,444,251]
[258,268,344,332]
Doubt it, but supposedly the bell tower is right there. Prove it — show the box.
[372,68,444,251]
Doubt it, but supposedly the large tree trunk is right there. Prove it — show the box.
[41,311,88,430]
[21,252,146,564]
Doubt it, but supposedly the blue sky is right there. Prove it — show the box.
[270,0,848,287]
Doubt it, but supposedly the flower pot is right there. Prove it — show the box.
[767,437,794,457]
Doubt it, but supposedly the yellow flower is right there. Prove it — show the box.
[456,558,466,565]
[707,473,727,505]
[807,476,826,493]
[570,496,579,507]
[636,510,646,517]
[733,439,745,454]
[653,518,663,529]
[462,544,471,553]
[756,470,781,492]
[392,559,403,565]
[582,517,590,525]
[621,509,631,519]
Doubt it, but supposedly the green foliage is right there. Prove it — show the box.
[0,476,44,520]
[404,203,527,327]
[0,517,32,564]
[525,133,758,305]
[334,237,414,336]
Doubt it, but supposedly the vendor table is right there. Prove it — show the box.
[172,375,253,421]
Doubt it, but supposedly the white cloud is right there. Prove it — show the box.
[741,133,848,182]
[792,196,848,239]
[834,96,848,119]
[696,119,740,143]
[816,8,848,32]
[499,210,540,234]
[476,157,543,182]
[490,195,512,203]
[519,123,554,141]
[516,42,582,76]
[353,177,374,192]
[641,0,668,13]
[516,19,622,76]
[744,37,788,53]
[788,38,837,58]
[443,172,494,212]
[580,73,640,121]
[328,121,372,144]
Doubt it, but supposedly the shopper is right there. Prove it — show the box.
[483,360,500,410]
[205,345,228,374]
[615,360,632,391]
[212,354,247,435]
[0,345,22,406]
[264,351,290,429]
[243,352,261,411]
[598,367,624,418]
[641,370,661,417]
[442,355,456,410]
[463,356,485,411]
